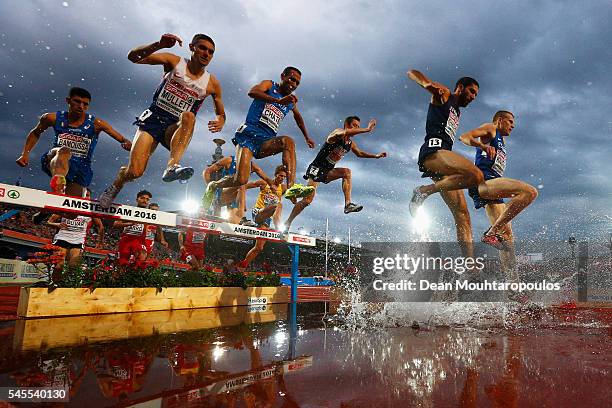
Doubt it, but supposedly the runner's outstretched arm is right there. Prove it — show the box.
[127,33,182,71]
[292,104,315,148]
[94,118,132,151]
[16,113,54,167]
[351,142,387,159]
[459,123,496,159]
[407,69,450,105]
[328,119,377,144]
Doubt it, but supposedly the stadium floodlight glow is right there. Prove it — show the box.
[299,228,308,235]
[220,207,229,220]
[333,237,341,243]
[182,199,199,215]
[278,222,286,232]
[411,207,430,235]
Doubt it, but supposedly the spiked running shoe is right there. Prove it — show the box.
[481,227,506,250]
[201,181,219,212]
[284,183,315,200]
[162,164,194,182]
[409,186,428,217]
[98,184,120,210]
[344,202,363,214]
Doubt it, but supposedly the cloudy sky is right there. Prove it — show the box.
[1,0,610,243]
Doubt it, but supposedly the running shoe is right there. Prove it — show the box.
[409,186,428,217]
[239,217,258,227]
[344,202,363,214]
[162,164,194,182]
[98,184,119,209]
[201,181,219,211]
[481,227,505,250]
[284,183,315,199]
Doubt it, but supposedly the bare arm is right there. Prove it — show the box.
[16,113,55,167]
[245,179,266,190]
[94,118,132,151]
[292,104,315,148]
[92,218,105,247]
[113,220,135,229]
[273,202,283,230]
[47,214,63,229]
[179,232,186,249]
[127,33,182,72]
[248,80,280,103]
[351,142,387,159]
[407,69,450,105]
[204,156,231,183]
[459,123,496,159]
[207,75,226,133]
[156,226,167,247]
[250,163,274,186]
[328,119,377,144]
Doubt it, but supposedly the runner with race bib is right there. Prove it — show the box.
[201,67,316,213]
[99,33,226,209]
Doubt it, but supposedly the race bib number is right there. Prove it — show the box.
[492,149,507,176]
[138,109,152,122]
[308,165,320,177]
[192,231,206,244]
[259,103,285,132]
[428,138,442,148]
[156,78,199,117]
[445,107,460,141]
[57,132,92,158]
[123,223,144,236]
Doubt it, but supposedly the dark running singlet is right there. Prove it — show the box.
[305,130,352,182]
[312,130,352,170]
[424,94,461,150]
[474,130,507,180]
[417,94,461,176]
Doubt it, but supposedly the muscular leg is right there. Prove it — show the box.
[285,180,318,230]
[111,130,158,191]
[53,247,68,280]
[47,147,85,196]
[440,189,474,258]
[243,238,267,267]
[163,111,195,168]
[485,203,517,282]
[66,248,84,270]
[479,178,538,235]
[324,168,353,206]
[48,146,71,179]
[420,150,483,195]
[258,136,296,187]
[213,146,253,189]
[255,204,278,224]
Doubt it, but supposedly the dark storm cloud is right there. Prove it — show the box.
[0,0,610,242]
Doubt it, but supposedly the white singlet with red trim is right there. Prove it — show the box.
[53,216,91,245]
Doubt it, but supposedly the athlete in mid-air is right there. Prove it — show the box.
[202,156,268,225]
[201,67,315,211]
[237,165,287,268]
[284,116,387,232]
[16,87,131,197]
[407,70,483,256]
[47,190,104,280]
[460,111,538,250]
[99,33,226,208]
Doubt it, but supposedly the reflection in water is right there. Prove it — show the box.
[0,303,610,407]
